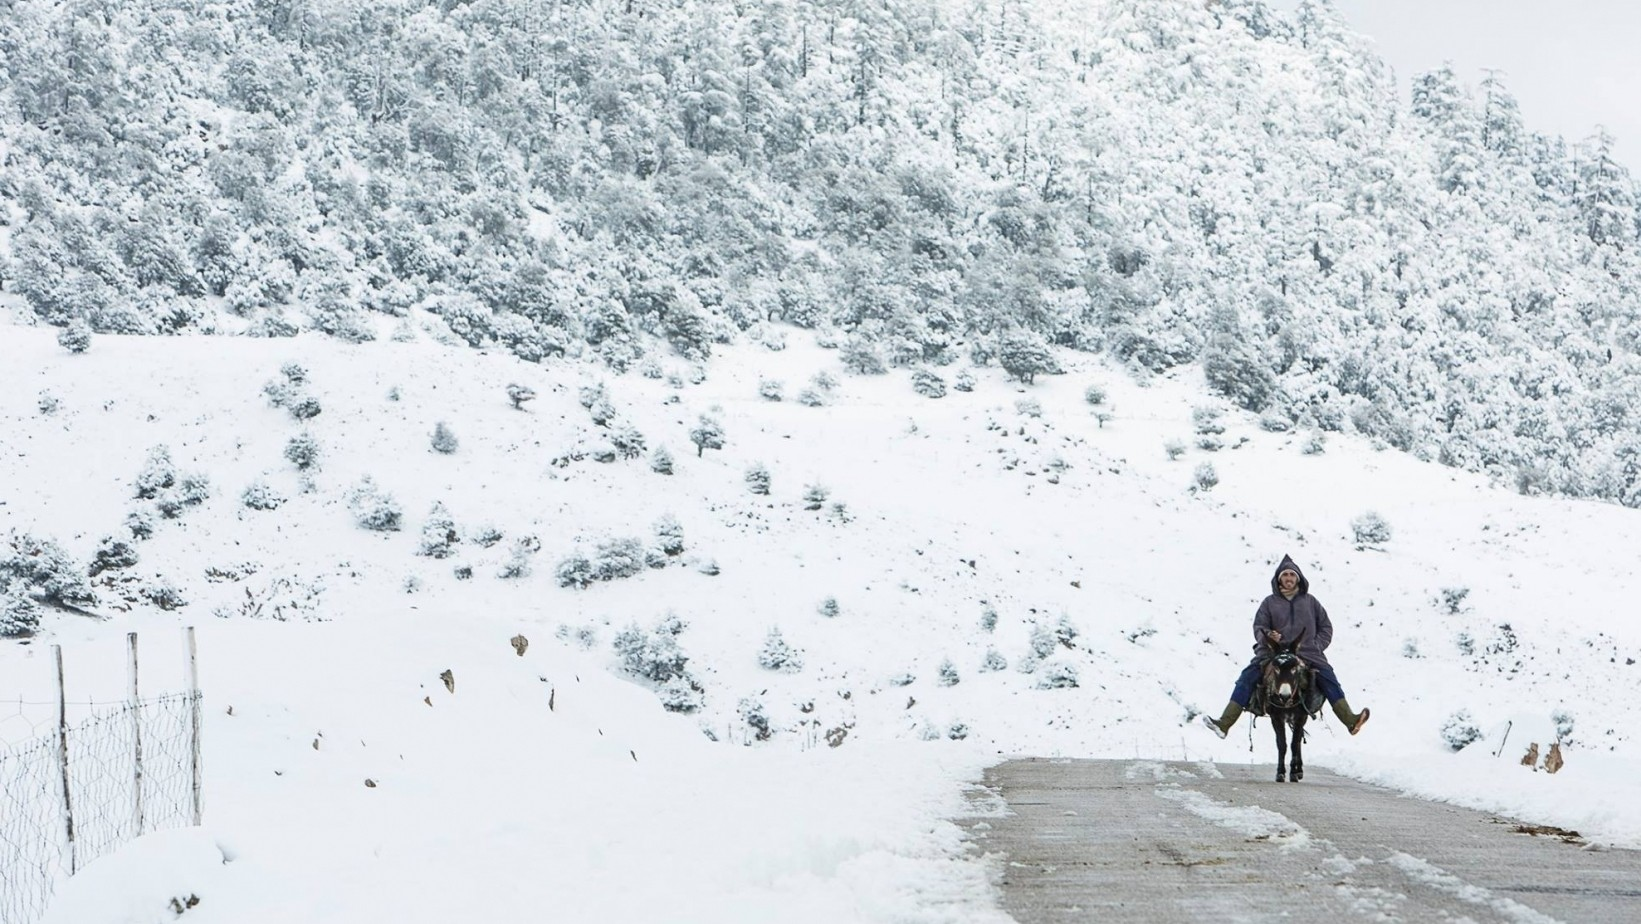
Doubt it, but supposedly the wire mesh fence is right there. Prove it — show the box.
[0,634,201,924]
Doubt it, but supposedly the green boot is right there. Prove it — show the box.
[1200,702,1244,739]
[1332,699,1370,735]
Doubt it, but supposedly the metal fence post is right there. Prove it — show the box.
[186,627,202,826]
[128,632,147,837]
[54,644,77,875]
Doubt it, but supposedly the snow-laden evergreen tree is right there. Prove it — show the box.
[56,320,92,354]
[654,515,685,557]
[757,628,803,673]
[745,463,771,496]
[419,503,459,559]
[346,478,402,531]
[285,433,321,471]
[430,422,459,454]
[650,445,675,475]
[689,416,725,457]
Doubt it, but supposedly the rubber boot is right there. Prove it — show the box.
[1332,699,1370,735]
[1200,702,1244,739]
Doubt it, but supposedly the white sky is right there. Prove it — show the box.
[1274,0,1641,172]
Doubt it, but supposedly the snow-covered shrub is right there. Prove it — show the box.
[658,676,704,714]
[758,628,804,673]
[1084,384,1107,406]
[613,616,690,683]
[840,337,887,375]
[797,388,825,407]
[242,481,285,511]
[37,391,60,415]
[1193,462,1219,491]
[997,330,1060,384]
[1439,587,1470,614]
[980,648,1008,672]
[1351,511,1392,546]
[1552,708,1575,744]
[472,524,503,548]
[947,723,970,741]
[0,586,41,637]
[650,446,675,475]
[0,534,95,610]
[57,320,92,354]
[1440,710,1482,751]
[141,580,187,611]
[135,446,178,500]
[1036,661,1080,689]
[689,416,725,457]
[285,433,321,471]
[611,425,647,459]
[829,501,850,522]
[980,604,998,632]
[745,463,771,496]
[1258,412,1292,433]
[555,555,595,588]
[1014,398,1042,418]
[1401,638,1422,659]
[280,362,308,385]
[176,474,211,509]
[346,478,403,531]
[655,515,685,557]
[758,378,784,401]
[638,359,664,380]
[126,510,155,541]
[1165,440,1186,460]
[430,421,459,454]
[90,537,139,576]
[738,696,773,741]
[911,369,946,398]
[499,537,538,579]
[812,371,840,392]
[1301,433,1326,455]
[1192,406,1226,435]
[589,397,617,428]
[954,370,976,392]
[592,537,646,582]
[1196,435,1223,452]
[817,596,840,618]
[802,484,829,510]
[889,672,916,687]
[937,659,960,687]
[288,396,322,421]
[419,504,459,558]
[506,383,536,409]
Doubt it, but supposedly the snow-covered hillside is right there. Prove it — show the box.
[4,321,1640,921]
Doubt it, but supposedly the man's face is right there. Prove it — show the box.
[1278,570,1298,593]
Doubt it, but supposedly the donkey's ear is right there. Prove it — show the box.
[1289,627,1307,650]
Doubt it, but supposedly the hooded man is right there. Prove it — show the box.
[1202,554,1370,738]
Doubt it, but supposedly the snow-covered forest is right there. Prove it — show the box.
[3,0,1641,505]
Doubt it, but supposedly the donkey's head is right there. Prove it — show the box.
[1262,628,1309,711]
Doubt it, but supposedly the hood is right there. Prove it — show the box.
[1270,554,1309,596]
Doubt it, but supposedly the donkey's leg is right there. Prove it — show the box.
[1273,714,1288,782]
[1290,712,1305,782]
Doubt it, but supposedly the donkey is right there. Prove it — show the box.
[1255,630,1321,782]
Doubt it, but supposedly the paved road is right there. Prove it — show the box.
[961,759,1641,923]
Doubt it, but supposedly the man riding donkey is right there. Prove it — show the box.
[1202,555,1370,738]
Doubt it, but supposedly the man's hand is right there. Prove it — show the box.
[1266,629,1283,643]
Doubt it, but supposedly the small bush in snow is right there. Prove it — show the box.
[655,515,685,556]
[889,672,916,687]
[911,369,946,398]
[1165,440,1186,460]
[817,596,840,618]
[840,337,887,375]
[758,628,804,673]
[1301,433,1326,455]
[37,391,60,415]
[1014,398,1042,418]
[638,358,664,379]
[1439,587,1470,614]
[589,397,617,428]
[289,396,323,421]
[0,589,41,637]
[738,696,773,741]
[57,320,92,354]
[453,564,474,580]
[613,616,690,683]
[242,481,285,511]
[592,537,647,582]
[1258,412,1292,432]
[141,580,187,611]
[802,484,829,510]
[1196,435,1223,452]
[937,659,960,687]
[90,537,139,576]
[745,463,771,496]
[387,386,402,401]
[279,362,308,385]
[758,378,784,401]
[126,510,155,541]
[472,524,503,547]
[812,371,840,392]
[980,604,998,632]
[1191,406,1225,435]
[947,722,970,741]
[650,446,675,475]
[431,422,459,454]
[1401,638,1422,659]
[499,537,539,579]
[611,425,646,459]
[1193,462,1219,491]
[689,416,725,457]
[285,433,321,470]
[1036,661,1080,689]
[556,555,594,588]
[1552,708,1575,743]
[954,370,976,392]
[135,446,178,500]
[658,676,705,713]
[506,383,536,409]
[980,649,1008,672]
[1440,710,1482,751]
[797,388,825,407]
[1084,384,1107,406]
[346,478,402,531]
[697,557,721,576]
[419,504,459,558]
[1351,511,1392,546]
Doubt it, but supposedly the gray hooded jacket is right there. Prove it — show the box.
[1251,555,1333,668]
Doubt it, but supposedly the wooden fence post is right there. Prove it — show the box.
[186,627,202,826]
[128,632,147,837]
[54,645,77,875]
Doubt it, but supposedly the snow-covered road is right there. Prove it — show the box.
[965,758,1641,923]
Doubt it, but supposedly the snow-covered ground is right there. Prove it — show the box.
[3,320,1638,922]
